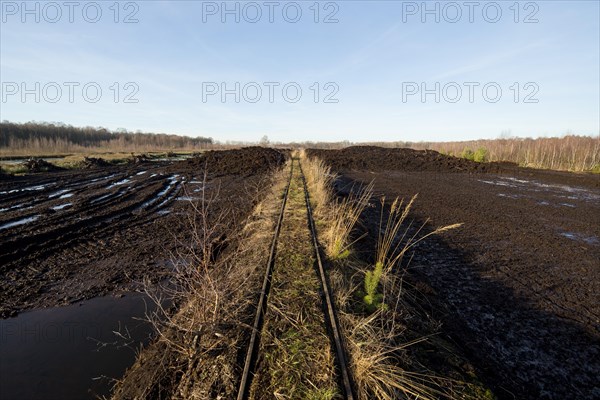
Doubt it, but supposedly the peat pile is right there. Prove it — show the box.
[22,158,63,173]
[307,146,514,173]
[80,156,111,168]
[128,153,150,164]
[177,146,287,176]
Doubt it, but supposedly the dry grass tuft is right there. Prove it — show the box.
[376,195,462,275]
[299,150,373,259]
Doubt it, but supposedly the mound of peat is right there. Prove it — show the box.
[177,146,287,176]
[307,146,514,173]
[80,156,111,168]
[22,158,63,173]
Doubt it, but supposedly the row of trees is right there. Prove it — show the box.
[2,121,597,171]
[0,121,214,154]
[395,135,600,172]
[281,136,599,171]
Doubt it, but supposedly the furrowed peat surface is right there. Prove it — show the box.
[307,146,600,400]
[0,147,286,399]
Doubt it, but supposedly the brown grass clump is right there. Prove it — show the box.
[300,150,373,259]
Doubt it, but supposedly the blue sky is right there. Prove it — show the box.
[1,0,599,143]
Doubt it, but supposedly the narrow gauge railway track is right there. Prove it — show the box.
[237,158,355,400]
[237,159,294,400]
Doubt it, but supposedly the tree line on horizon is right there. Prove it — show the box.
[366,135,599,172]
[0,121,214,154]
[282,135,599,171]
[1,121,597,172]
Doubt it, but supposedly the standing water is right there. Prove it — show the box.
[0,293,156,400]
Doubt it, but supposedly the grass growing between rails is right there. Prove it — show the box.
[299,152,495,400]
[250,157,339,399]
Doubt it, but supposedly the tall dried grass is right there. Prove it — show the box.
[300,150,373,259]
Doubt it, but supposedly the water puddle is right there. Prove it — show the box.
[137,176,179,211]
[59,193,73,199]
[0,204,25,213]
[560,203,576,208]
[498,177,600,202]
[0,215,40,230]
[480,176,600,204]
[156,188,180,209]
[478,179,517,188]
[90,190,125,205]
[0,293,156,400]
[560,232,599,245]
[106,178,132,189]
[497,193,522,199]
[190,182,210,193]
[176,196,200,201]
[136,171,147,176]
[52,203,72,211]
[501,177,530,184]
[0,183,55,196]
[90,173,118,183]
[49,189,71,199]
[90,193,113,204]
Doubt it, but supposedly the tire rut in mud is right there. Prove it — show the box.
[0,147,287,318]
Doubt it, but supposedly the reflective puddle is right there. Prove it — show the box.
[106,178,132,189]
[0,215,40,230]
[0,293,156,400]
[560,232,599,245]
[52,203,72,211]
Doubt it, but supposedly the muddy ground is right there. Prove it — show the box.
[309,147,600,400]
[0,147,286,319]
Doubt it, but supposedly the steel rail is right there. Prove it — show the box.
[237,160,294,400]
[299,162,357,400]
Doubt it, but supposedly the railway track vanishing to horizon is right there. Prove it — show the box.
[238,157,356,400]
